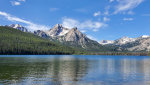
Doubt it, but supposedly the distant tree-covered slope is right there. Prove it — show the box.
[0,26,79,55]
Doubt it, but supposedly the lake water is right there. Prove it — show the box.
[0,55,150,85]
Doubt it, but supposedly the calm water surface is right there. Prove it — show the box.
[0,55,150,85]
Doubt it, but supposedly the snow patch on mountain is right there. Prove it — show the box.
[115,37,137,45]
[99,40,114,45]
[46,24,69,37]
[100,36,150,46]
[9,24,28,32]
[141,35,150,38]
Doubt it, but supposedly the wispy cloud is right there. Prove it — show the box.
[127,11,134,15]
[87,35,99,41]
[104,6,110,16]
[50,8,59,12]
[11,1,21,6]
[103,17,110,22]
[80,30,86,33]
[123,18,134,21]
[62,17,107,32]
[10,0,26,6]
[94,11,101,17]
[109,0,115,3]
[18,0,26,2]
[114,0,144,14]
[0,11,50,31]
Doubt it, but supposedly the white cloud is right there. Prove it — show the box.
[104,11,109,16]
[123,18,134,21]
[87,35,99,41]
[18,0,26,2]
[62,17,106,32]
[114,0,144,14]
[62,18,78,29]
[127,11,134,15]
[109,0,115,3]
[103,17,110,22]
[94,11,101,17]
[81,30,86,33]
[10,0,26,6]
[11,1,21,6]
[0,11,50,31]
[104,6,110,16]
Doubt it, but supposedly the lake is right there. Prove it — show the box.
[0,55,150,85]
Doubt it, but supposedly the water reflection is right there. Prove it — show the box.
[0,55,150,85]
[0,56,89,85]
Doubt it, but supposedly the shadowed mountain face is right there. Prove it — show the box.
[34,30,49,38]
[34,24,106,51]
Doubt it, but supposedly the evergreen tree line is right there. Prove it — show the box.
[0,26,83,55]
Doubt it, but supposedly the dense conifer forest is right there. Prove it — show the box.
[0,26,82,55]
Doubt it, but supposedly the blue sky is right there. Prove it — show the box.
[0,0,150,41]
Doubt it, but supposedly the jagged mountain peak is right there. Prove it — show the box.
[65,27,86,42]
[115,36,136,45]
[99,35,150,51]
[100,36,139,45]
[71,27,78,30]
[47,24,69,36]
[117,36,134,41]
[50,24,63,31]
[9,24,23,28]
[54,24,63,28]
[9,24,28,32]
[34,30,48,38]
[69,27,81,34]
[34,24,102,50]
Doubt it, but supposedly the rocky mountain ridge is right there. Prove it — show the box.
[9,24,28,32]
[34,24,104,51]
[5,24,150,52]
[100,36,150,51]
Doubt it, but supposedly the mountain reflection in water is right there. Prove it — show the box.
[0,55,150,85]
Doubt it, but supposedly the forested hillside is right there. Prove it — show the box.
[0,26,80,55]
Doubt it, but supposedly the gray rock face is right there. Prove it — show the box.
[61,27,90,48]
[34,24,102,50]
[47,24,69,37]
[65,27,87,41]
[126,37,150,51]
[34,30,48,38]
[100,36,150,52]
[9,24,28,32]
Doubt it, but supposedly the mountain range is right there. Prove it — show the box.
[34,24,107,51]
[5,24,150,52]
[100,35,150,52]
